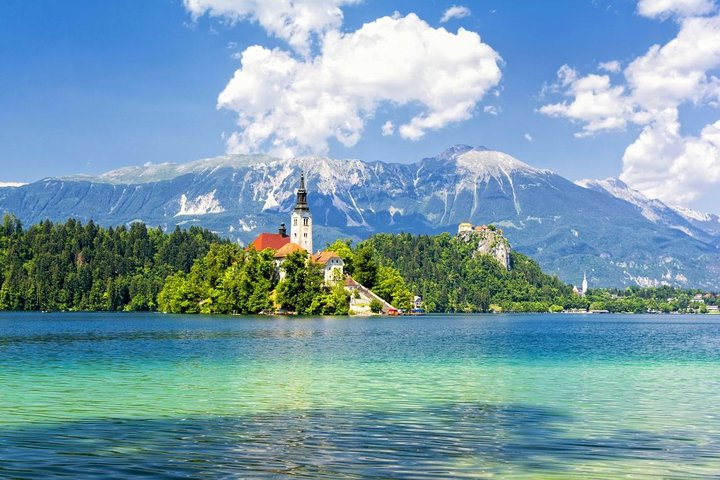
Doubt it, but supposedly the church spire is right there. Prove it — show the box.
[294,172,309,211]
[290,171,313,253]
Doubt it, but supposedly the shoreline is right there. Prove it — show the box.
[1,310,719,316]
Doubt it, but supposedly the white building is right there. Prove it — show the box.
[290,173,313,254]
[312,251,345,284]
[573,272,588,297]
[251,172,347,287]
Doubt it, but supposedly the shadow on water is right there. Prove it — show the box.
[1,402,717,479]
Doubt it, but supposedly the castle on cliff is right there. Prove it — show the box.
[457,222,511,270]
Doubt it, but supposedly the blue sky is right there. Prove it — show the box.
[1,0,718,210]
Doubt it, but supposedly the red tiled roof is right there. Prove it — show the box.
[312,250,341,265]
[274,242,305,258]
[344,276,358,287]
[250,233,290,252]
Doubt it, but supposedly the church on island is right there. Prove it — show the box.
[249,173,344,284]
[248,173,394,313]
[573,273,588,297]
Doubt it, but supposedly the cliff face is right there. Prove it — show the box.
[459,228,511,270]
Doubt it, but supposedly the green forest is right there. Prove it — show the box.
[361,232,718,313]
[154,239,412,315]
[0,214,220,311]
[362,232,574,312]
[0,214,716,314]
[155,245,356,315]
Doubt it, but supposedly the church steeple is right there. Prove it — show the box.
[290,171,313,253]
[294,172,309,211]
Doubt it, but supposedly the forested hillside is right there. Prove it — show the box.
[361,232,577,312]
[0,214,221,311]
[1,215,716,314]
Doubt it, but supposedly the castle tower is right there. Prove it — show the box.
[290,172,313,253]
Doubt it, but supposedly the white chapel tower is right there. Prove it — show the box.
[291,172,313,253]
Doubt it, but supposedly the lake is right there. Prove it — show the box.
[1,312,719,478]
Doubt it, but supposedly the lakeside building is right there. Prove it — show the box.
[249,173,348,282]
[291,173,313,254]
[273,242,306,281]
[573,272,588,297]
[248,172,396,313]
[250,173,337,282]
[249,224,290,251]
[312,251,345,285]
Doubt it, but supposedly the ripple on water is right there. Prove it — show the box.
[1,403,719,478]
[1,312,720,478]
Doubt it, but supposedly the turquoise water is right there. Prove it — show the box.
[1,313,720,478]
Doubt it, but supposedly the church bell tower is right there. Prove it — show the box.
[290,172,313,253]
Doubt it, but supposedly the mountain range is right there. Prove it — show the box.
[1,145,719,289]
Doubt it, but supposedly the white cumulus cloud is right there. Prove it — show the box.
[539,9,720,207]
[219,13,502,157]
[625,15,720,108]
[440,5,471,23]
[621,109,720,204]
[539,67,631,137]
[637,0,715,19]
[381,120,394,136]
[184,0,360,55]
[483,105,501,115]
[598,60,622,73]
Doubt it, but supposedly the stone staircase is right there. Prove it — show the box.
[345,276,396,314]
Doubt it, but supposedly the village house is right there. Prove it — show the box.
[312,251,345,284]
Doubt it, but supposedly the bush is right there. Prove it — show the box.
[369,299,383,313]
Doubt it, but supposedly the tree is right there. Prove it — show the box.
[217,248,276,314]
[360,232,574,313]
[157,272,190,313]
[353,244,378,288]
[276,250,323,314]
[373,265,412,310]
[326,239,354,274]
[308,282,350,315]
[0,217,222,312]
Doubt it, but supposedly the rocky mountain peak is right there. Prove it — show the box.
[3,146,720,288]
[437,144,474,160]
[453,149,544,177]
